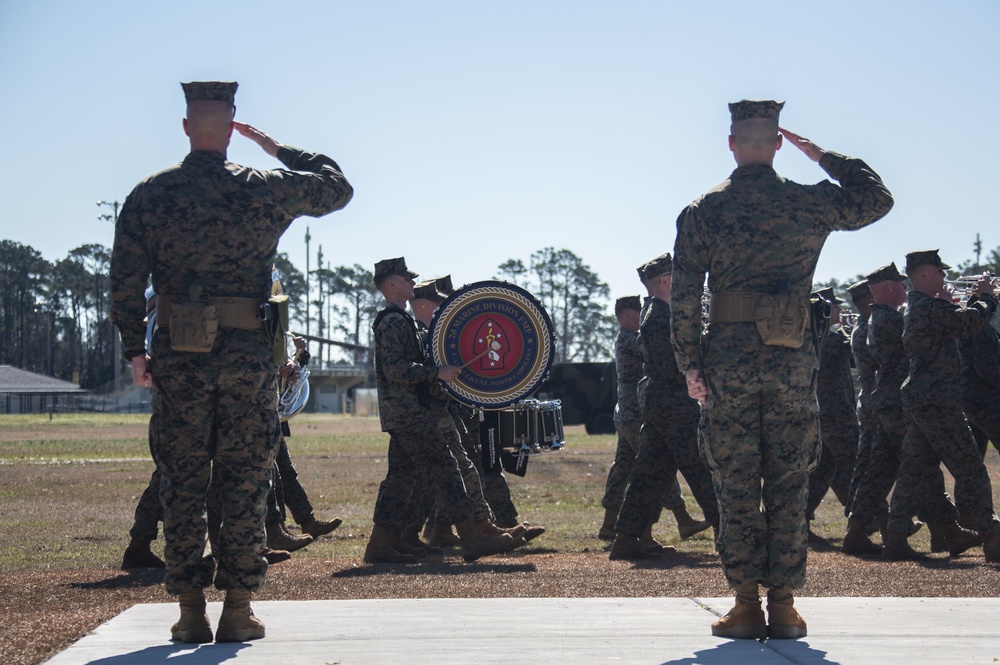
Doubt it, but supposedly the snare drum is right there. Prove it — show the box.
[480,402,533,451]
[529,400,565,451]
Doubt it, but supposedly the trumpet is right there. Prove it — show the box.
[945,273,996,303]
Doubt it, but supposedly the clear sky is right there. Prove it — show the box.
[2,1,997,305]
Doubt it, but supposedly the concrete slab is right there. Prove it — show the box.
[43,597,1000,665]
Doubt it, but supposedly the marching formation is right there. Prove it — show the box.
[108,82,999,648]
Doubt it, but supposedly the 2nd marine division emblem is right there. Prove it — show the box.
[428,281,555,408]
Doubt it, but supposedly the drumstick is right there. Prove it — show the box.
[458,341,501,370]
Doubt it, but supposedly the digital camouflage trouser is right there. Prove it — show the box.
[888,405,1000,535]
[699,361,818,590]
[152,365,279,595]
[602,419,685,513]
[373,416,474,529]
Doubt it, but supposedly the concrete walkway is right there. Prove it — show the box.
[44,597,1000,664]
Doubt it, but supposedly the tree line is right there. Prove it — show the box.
[5,235,997,390]
[0,240,618,390]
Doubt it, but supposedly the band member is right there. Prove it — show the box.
[366,257,514,564]
[610,253,718,561]
[882,250,1000,560]
[807,288,858,534]
[671,100,893,639]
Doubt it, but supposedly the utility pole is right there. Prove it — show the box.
[974,233,983,272]
[98,200,124,391]
[305,226,311,337]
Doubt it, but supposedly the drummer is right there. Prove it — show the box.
[423,275,547,546]
[402,279,528,552]
[364,257,518,564]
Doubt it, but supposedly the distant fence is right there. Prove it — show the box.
[1,392,150,414]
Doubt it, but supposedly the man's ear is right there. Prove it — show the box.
[775,133,782,150]
[182,118,190,137]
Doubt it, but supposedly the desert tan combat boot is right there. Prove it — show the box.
[672,506,712,540]
[841,517,883,557]
[455,519,514,562]
[609,534,673,560]
[982,528,1000,562]
[425,522,461,547]
[941,521,984,557]
[399,526,440,556]
[638,524,676,554]
[170,589,213,644]
[598,508,618,540]
[766,590,808,639]
[711,584,767,639]
[363,525,419,564]
[299,516,343,539]
[475,519,526,550]
[122,538,165,569]
[266,521,313,553]
[881,531,927,561]
[215,589,265,642]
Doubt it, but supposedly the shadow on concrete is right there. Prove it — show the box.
[84,642,249,665]
[657,637,841,665]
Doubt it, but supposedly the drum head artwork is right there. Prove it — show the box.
[428,280,555,408]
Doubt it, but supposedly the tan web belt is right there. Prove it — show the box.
[708,291,763,323]
[156,295,267,330]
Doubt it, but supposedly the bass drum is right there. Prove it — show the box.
[427,281,555,409]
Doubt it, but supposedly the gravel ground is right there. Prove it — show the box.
[5,547,1000,665]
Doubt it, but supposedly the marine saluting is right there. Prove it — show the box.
[109,80,353,644]
[669,99,894,639]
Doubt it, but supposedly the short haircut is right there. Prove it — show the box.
[731,118,779,151]
[186,100,235,141]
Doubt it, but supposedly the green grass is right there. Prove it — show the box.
[2,413,961,572]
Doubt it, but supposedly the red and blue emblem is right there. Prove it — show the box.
[428,281,555,408]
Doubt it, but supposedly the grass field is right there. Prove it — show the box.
[2,413,1000,664]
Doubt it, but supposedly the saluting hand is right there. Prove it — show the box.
[779,128,826,163]
[234,122,282,158]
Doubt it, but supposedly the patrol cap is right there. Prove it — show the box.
[374,257,418,286]
[181,81,238,106]
[636,263,649,281]
[905,249,951,274]
[812,287,845,305]
[729,99,784,123]
[846,280,872,304]
[866,262,907,284]
[615,295,642,314]
[642,252,672,280]
[412,279,446,303]
[433,275,454,296]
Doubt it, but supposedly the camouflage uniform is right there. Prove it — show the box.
[807,325,859,518]
[671,151,893,590]
[888,289,1000,534]
[615,297,719,537]
[110,135,352,594]
[958,323,1000,459]
[847,315,888,519]
[403,323,494,528]
[371,304,474,529]
[850,304,910,524]
[458,408,520,525]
